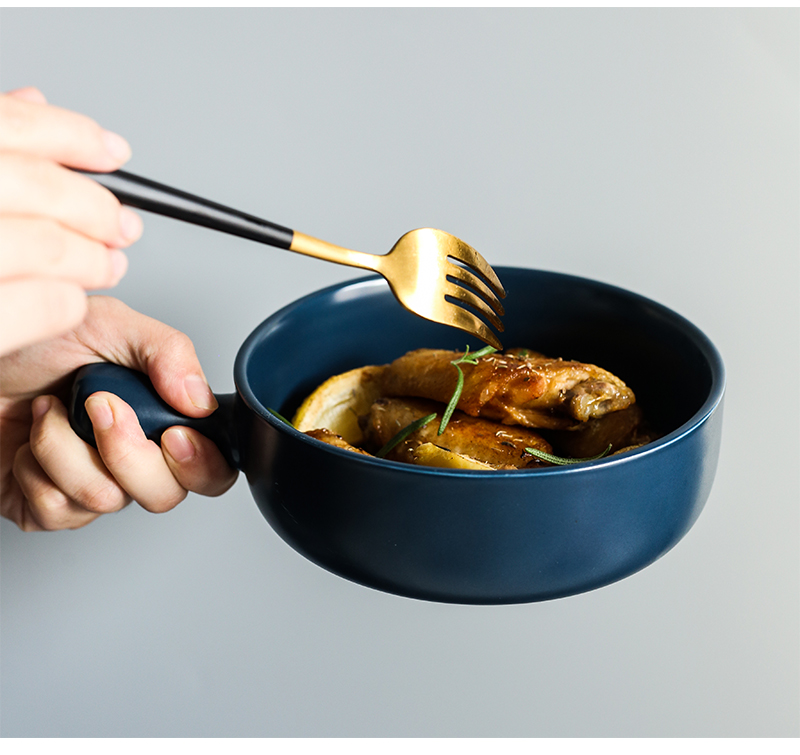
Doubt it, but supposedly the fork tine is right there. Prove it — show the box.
[447,238,506,300]
[444,280,505,333]
[446,262,506,318]
[442,305,504,351]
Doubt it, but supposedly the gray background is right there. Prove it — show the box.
[1,8,797,737]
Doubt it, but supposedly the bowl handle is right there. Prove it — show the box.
[68,363,241,470]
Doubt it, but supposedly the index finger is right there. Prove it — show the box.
[0,92,131,171]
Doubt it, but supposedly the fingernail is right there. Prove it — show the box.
[108,249,129,285]
[101,129,132,163]
[85,396,114,431]
[119,207,143,242]
[184,374,218,412]
[162,428,196,463]
[31,395,52,421]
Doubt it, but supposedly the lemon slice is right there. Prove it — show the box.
[292,365,384,446]
[412,442,497,470]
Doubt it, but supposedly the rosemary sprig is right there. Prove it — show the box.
[438,345,498,435]
[438,367,464,434]
[376,412,437,458]
[524,444,613,466]
[267,407,294,427]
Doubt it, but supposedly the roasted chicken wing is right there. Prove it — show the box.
[363,397,552,469]
[378,348,635,430]
[544,405,645,457]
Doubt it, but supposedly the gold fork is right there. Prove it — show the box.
[80,170,507,349]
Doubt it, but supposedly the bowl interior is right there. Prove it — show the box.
[237,267,722,452]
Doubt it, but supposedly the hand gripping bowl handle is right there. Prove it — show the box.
[69,363,240,470]
[64,268,726,605]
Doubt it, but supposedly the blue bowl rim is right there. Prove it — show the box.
[234,267,726,478]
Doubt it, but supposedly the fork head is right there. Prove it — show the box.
[378,228,507,350]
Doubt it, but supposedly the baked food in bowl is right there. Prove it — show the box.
[71,266,724,604]
[236,267,725,603]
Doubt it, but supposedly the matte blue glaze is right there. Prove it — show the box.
[234,267,725,604]
[70,267,725,604]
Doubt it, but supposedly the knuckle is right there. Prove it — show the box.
[18,513,43,532]
[24,419,58,469]
[28,486,71,531]
[179,442,238,497]
[3,461,40,532]
[12,444,36,489]
[11,444,91,531]
[98,436,141,472]
[75,478,128,514]
[162,328,194,356]
[141,328,198,373]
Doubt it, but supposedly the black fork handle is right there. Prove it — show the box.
[79,169,295,249]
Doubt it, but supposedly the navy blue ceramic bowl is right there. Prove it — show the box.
[72,267,724,604]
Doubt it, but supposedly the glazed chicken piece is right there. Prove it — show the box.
[304,428,373,455]
[378,348,635,430]
[363,397,553,469]
[545,404,645,458]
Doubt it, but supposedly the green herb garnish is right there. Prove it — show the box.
[267,408,294,427]
[524,444,613,466]
[438,345,498,435]
[376,412,437,459]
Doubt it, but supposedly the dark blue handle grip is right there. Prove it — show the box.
[68,363,240,470]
